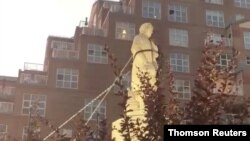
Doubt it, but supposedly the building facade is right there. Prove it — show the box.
[1,0,250,140]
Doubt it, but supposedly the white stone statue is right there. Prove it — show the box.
[112,23,159,141]
[130,22,159,92]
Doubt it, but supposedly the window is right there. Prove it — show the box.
[0,124,7,141]
[234,0,250,9]
[205,0,223,5]
[170,53,189,73]
[113,71,131,93]
[246,56,250,65]
[244,32,250,49]
[0,102,13,114]
[115,22,135,40]
[22,126,27,141]
[173,80,191,99]
[0,86,15,96]
[51,41,74,50]
[142,0,161,19]
[22,94,47,116]
[87,44,108,64]
[168,4,188,23]
[169,28,188,47]
[56,68,79,89]
[22,126,40,141]
[218,54,231,67]
[84,99,106,121]
[206,10,224,28]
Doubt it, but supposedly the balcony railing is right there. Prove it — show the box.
[0,86,15,100]
[204,33,233,47]
[20,73,47,86]
[110,5,133,15]
[103,1,133,15]
[24,63,44,71]
[212,79,243,96]
[52,49,79,60]
[0,102,14,114]
[204,37,232,47]
[82,27,107,37]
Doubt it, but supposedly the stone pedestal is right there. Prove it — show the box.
[112,118,124,141]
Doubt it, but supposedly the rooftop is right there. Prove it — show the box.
[0,76,17,81]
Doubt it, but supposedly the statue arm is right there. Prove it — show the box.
[131,36,143,55]
[150,40,158,52]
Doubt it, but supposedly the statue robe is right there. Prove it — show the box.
[130,33,159,92]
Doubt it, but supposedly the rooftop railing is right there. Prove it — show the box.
[24,63,44,71]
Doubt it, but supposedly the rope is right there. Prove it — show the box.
[42,86,113,140]
[71,56,133,141]
[43,56,132,140]
[85,85,113,125]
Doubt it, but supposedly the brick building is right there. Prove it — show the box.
[1,0,250,140]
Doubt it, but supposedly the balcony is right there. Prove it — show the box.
[52,49,79,60]
[212,78,243,96]
[0,102,13,114]
[110,5,133,15]
[20,73,47,86]
[0,86,15,100]
[51,41,74,50]
[24,63,44,71]
[82,27,107,37]
[205,36,232,47]
[103,1,133,15]
[204,32,233,47]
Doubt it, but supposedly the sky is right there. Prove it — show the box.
[0,0,109,77]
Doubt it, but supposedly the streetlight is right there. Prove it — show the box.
[79,17,88,27]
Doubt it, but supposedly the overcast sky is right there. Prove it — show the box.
[0,0,118,77]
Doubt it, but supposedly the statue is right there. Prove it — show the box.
[130,22,159,92]
[112,23,159,141]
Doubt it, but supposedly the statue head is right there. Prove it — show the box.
[139,23,153,38]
